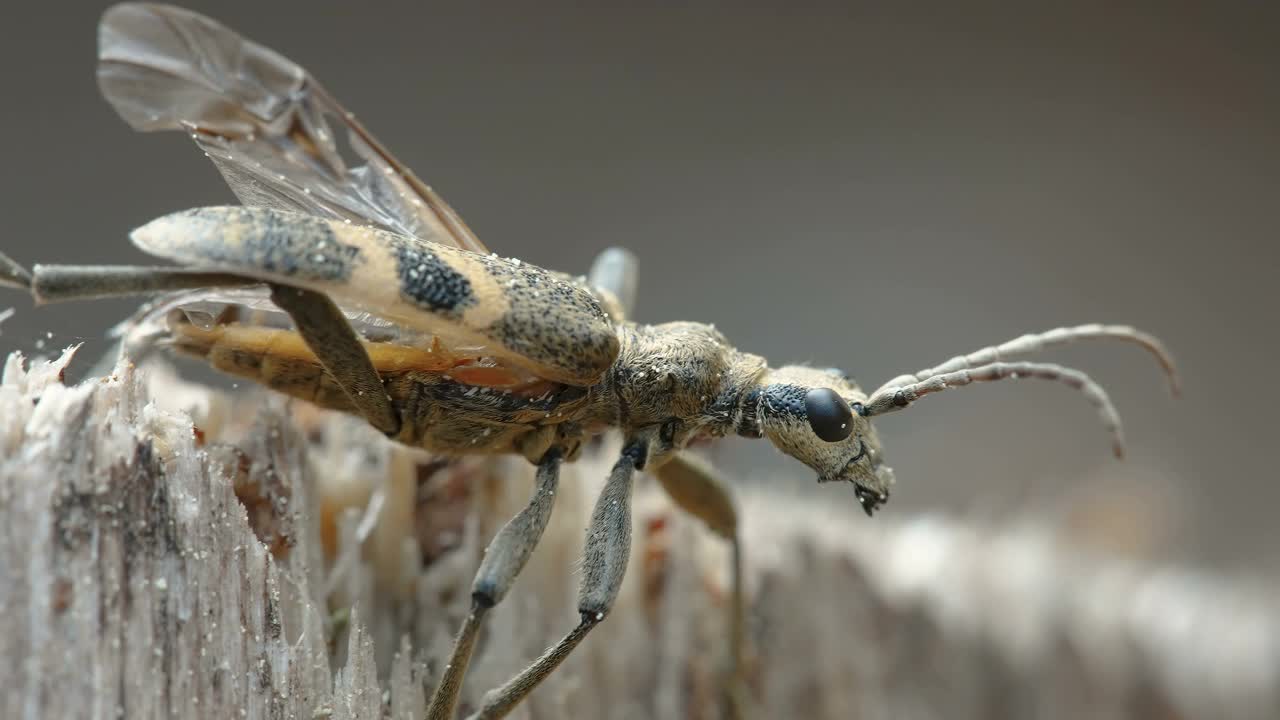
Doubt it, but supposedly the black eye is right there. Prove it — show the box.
[805,388,854,442]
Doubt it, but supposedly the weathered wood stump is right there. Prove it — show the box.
[2,348,1276,719]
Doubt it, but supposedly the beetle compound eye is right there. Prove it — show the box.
[805,388,854,442]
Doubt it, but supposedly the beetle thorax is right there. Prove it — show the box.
[597,322,766,445]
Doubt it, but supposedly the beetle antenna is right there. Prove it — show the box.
[873,324,1180,400]
[0,250,32,290]
[862,361,1128,458]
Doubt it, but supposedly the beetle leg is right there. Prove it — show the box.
[0,261,256,377]
[463,438,648,720]
[0,250,33,290]
[22,264,255,304]
[653,452,752,720]
[587,247,638,321]
[424,449,564,720]
[266,284,401,437]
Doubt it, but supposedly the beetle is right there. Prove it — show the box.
[0,4,1179,719]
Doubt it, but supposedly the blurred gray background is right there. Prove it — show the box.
[2,1,1276,575]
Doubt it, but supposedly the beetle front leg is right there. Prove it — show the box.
[653,452,752,720]
[267,284,401,437]
[425,449,564,720]
[464,438,648,720]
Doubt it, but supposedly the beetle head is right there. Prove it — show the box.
[751,365,894,515]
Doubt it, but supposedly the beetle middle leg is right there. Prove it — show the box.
[587,247,638,321]
[653,452,752,720]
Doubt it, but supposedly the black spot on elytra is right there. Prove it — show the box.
[184,208,362,282]
[480,258,616,378]
[392,239,474,315]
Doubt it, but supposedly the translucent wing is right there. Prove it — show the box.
[97,2,488,254]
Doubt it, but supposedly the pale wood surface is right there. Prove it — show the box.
[2,348,1276,719]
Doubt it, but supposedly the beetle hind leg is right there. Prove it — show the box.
[22,264,256,303]
[267,284,401,437]
[12,263,403,439]
[0,250,33,290]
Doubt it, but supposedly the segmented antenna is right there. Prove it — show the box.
[863,361,1126,457]
[873,324,1180,398]
[863,325,1180,458]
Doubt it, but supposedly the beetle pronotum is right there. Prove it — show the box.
[0,5,1179,719]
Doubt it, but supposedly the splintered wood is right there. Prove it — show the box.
[1,348,1276,720]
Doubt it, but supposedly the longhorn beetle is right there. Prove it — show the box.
[0,5,1179,719]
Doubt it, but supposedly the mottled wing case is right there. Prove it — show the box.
[97,2,488,255]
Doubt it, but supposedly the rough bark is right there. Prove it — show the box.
[2,348,1276,719]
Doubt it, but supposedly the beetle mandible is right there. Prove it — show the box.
[0,5,1179,719]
